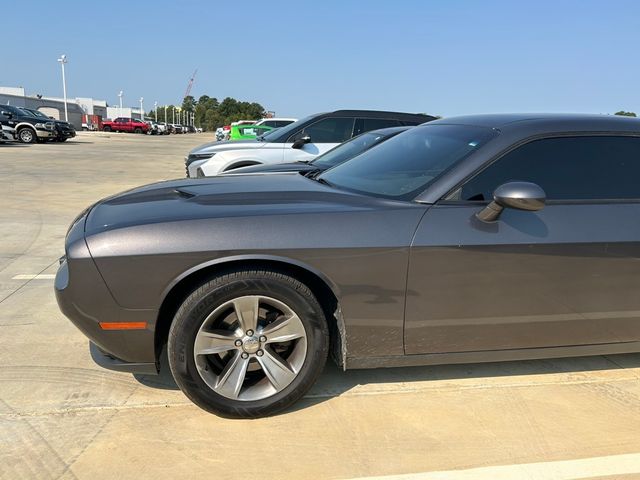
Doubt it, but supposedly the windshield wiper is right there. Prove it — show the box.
[304,168,324,178]
[312,176,334,188]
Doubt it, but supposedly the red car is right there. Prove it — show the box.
[102,117,149,134]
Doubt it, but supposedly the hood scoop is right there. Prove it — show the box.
[103,186,196,206]
[174,188,196,199]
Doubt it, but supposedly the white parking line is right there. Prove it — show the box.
[11,274,56,280]
[348,452,640,480]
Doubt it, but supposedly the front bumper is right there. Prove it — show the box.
[55,218,159,374]
[185,158,209,178]
[57,128,76,139]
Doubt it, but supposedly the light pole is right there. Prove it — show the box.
[139,97,144,121]
[57,54,68,122]
[154,101,158,122]
[118,90,123,117]
[172,107,175,125]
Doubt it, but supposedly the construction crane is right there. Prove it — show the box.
[184,69,198,99]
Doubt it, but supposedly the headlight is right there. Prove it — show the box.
[34,123,44,129]
[186,152,215,166]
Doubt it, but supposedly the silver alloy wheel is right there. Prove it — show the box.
[20,128,34,143]
[193,295,307,401]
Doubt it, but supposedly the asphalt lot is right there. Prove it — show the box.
[1,133,640,480]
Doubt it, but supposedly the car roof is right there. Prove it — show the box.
[429,113,640,133]
[327,109,435,121]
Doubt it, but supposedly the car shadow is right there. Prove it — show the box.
[0,143,30,147]
[133,351,640,414]
[291,352,640,413]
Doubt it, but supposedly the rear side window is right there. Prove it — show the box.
[352,118,402,136]
[290,117,355,143]
[460,136,640,201]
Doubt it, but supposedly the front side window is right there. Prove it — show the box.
[318,124,496,200]
[290,117,355,143]
[459,136,640,201]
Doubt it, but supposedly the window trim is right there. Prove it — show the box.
[439,131,640,205]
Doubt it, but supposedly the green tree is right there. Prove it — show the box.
[148,95,266,131]
[182,95,196,112]
[614,111,637,117]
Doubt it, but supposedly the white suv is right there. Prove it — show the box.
[185,110,434,177]
[254,117,297,128]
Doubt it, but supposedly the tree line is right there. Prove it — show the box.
[148,95,266,131]
[147,99,638,130]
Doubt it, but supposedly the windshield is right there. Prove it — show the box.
[257,114,319,142]
[312,131,399,169]
[318,124,496,200]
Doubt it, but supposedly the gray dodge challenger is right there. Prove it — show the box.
[56,114,640,418]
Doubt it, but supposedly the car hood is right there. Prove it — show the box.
[85,173,387,235]
[189,139,265,155]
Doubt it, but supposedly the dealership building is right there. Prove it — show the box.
[0,86,143,130]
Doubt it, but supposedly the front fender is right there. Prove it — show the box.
[159,253,341,302]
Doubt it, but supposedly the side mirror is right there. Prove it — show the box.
[1,110,12,119]
[292,134,311,149]
[476,181,546,223]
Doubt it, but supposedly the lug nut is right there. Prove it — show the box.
[241,352,249,359]
[259,335,267,342]
[256,349,264,357]
[246,330,254,336]
[234,339,242,347]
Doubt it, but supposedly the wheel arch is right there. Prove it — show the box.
[16,122,37,132]
[154,255,346,370]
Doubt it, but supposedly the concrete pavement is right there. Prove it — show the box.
[1,133,640,480]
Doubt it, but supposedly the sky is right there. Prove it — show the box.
[2,0,640,118]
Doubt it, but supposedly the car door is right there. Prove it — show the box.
[284,117,355,162]
[405,134,640,354]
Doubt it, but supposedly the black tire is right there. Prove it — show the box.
[17,127,37,144]
[103,126,112,132]
[134,127,142,134]
[58,137,68,142]
[168,269,329,418]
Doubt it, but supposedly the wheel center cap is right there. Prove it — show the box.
[242,336,260,354]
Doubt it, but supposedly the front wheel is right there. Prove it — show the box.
[168,269,329,418]
[134,127,142,134]
[103,126,111,132]
[17,127,37,144]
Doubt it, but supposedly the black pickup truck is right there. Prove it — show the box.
[0,105,57,143]
[23,108,76,142]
